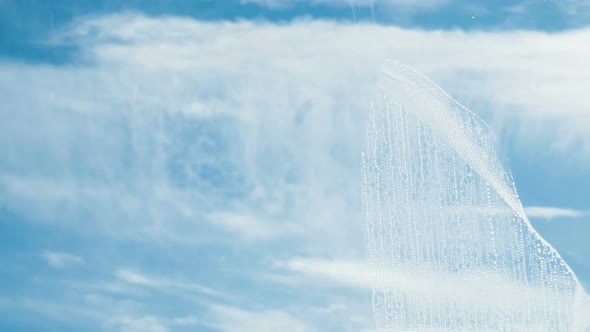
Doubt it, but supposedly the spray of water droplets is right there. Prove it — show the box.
[362,60,590,331]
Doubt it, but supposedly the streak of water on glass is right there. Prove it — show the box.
[362,60,590,331]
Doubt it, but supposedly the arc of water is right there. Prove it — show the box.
[378,60,580,286]
[363,59,590,331]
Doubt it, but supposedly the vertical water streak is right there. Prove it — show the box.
[362,60,590,331]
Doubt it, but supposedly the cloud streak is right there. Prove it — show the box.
[207,304,314,332]
[525,206,587,220]
[116,269,221,297]
[280,257,590,318]
[42,251,84,268]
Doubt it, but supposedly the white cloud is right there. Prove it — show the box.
[1,12,589,279]
[42,251,84,268]
[280,257,374,288]
[279,257,590,317]
[525,206,586,220]
[0,293,202,332]
[207,304,314,332]
[114,316,169,332]
[52,14,590,155]
[172,316,200,326]
[0,297,105,322]
[208,211,300,241]
[116,269,220,297]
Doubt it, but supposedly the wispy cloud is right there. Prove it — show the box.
[207,303,314,332]
[208,211,300,241]
[41,251,84,268]
[0,295,205,332]
[525,206,586,220]
[111,316,169,332]
[116,269,220,297]
[278,257,588,316]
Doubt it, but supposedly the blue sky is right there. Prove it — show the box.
[1,0,590,331]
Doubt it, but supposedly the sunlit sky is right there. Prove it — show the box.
[1,1,589,331]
